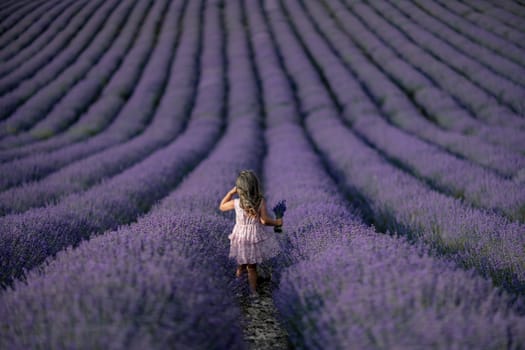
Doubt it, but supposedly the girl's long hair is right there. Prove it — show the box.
[235,170,263,218]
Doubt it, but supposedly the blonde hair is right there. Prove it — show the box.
[235,170,263,218]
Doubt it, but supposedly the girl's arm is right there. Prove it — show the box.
[259,198,283,226]
[219,186,237,211]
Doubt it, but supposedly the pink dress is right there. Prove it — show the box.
[228,198,280,264]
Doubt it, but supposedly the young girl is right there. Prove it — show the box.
[219,170,282,296]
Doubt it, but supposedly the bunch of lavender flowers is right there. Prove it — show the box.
[272,200,286,232]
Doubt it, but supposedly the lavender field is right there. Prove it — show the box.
[1,0,525,348]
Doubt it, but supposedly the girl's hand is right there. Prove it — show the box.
[219,187,237,212]
[276,218,283,226]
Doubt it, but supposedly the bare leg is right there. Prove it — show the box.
[247,264,258,294]
[236,264,247,278]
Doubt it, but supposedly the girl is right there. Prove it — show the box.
[219,170,282,296]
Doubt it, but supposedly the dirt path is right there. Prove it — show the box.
[234,264,292,349]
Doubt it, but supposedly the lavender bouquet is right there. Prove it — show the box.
[272,200,286,233]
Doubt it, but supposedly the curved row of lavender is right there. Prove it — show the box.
[0,0,65,56]
[0,0,226,288]
[0,0,138,150]
[0,101,252,347]
[388,0,525,87]
[310,0,525,180]
[339,0,525,155]
[286,0,525,222]
[422,0,525,67]
[0,0,151,161]
[366,0,525,115]
[0,0,258,346]
[0,0,77,64]
[0,0,201,216]
[0,0,169,190]
[0,0,524,348]
[457,0,525,35]
[335,0,525,150]
[0,0,110,121]
[0,1,85,66]
[0,0,133,139]
[272,0,525,293]
[0,0,49,23]
[243,1,525,348]
[299,0,525,213]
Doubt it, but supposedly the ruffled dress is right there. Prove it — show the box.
[228,198,280,264]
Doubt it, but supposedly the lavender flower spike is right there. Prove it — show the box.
[273,200,286,232]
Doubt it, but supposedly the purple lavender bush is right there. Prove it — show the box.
[2,0,525,348]
[264,0,525,295]
[0,0,200,216]
[0,0,261,347]
[0,0,169,190]
[0,0,118,126]
[0,0,226,288]
[245,1,525,348]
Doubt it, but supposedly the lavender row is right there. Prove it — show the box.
[476,1,525,31]
[467,0,525,32]
[0,0,152,160]
[0,0,169,190]
[310,0,525,180]
[308,105,525,291]
[0,2,148,150]
[485,1,525,27]
[330,0,525,153]
[266,124,525,349]
[0,2,103,123]
[365,0,525,118]
[0,0,108,107]
[0,106,257,350]
[0,101,222,289]
[0,0,225,289]
[437,0,525,49]
[387,0,525,88]
[0,0,61,56]
[493,1,525,19]
[0,0,200,216]
[244,2,525,347]
[2,226,246,349]
[426,0,525,50]
[0,0,40,18]
[412,0,525,68]
[0,0,139,149]
[0,0,91,69]
[225,3,259,122]
[280,0,525,292]
[0,0,30,19]
[0,0,72,64]
[288,0,525,221]
[0,0,23,13]
[345,1,525,130]
[277,0,525,294]
[0,1,259,343]
[344,0,525,134]
[0,0,81,75]
[0,0,121,136]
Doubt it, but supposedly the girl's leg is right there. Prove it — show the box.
[247,264,258,294]
[236,264,247,278]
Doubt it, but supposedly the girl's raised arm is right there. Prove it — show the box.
[219,186,237,211]
[259,198,282,226]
